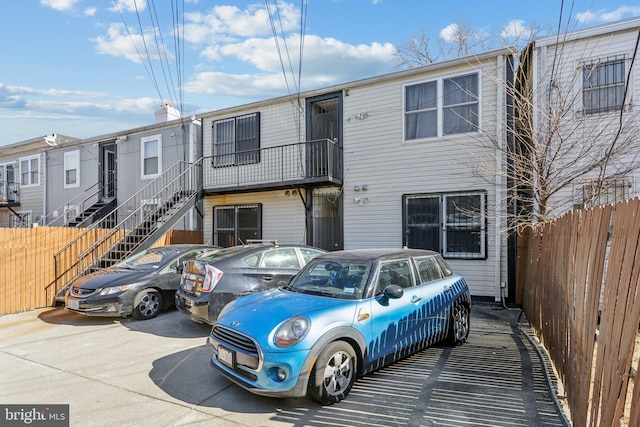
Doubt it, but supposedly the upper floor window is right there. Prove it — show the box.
[20,155,39,187]
[583,57,626,115]
[141,135,162,179]
[213,112,260,166]
[405,73,479,141]
[403,191,486,259]
[64,150,80,188]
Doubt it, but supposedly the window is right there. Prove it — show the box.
[213,112,260,166]
[213,204,261,247]
[0,163,16,202]
[583,57,626,115]
[141,135,161,179]
[405,73,479,140]
[20,155,39,187]
[582,179,629,208]
[261,248,300,269]
[377,260,414,293]
[64,150,80,188]
[403,192,486,259]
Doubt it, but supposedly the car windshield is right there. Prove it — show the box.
[287,259,371,300]
[114,248,177,270]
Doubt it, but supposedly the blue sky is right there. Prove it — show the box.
[1,0,639,146]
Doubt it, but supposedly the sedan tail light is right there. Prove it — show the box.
[201,264,224,292]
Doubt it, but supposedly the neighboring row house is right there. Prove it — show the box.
[3,18,639,303]
[517,17,640,219]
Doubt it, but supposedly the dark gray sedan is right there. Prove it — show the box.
[175,242,326,325]
[65,245,219,320]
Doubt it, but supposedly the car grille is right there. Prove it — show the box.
[70,286,97,297]
[212,325,258,354]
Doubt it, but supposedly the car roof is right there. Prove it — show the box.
[142,244,219,256]
[314,248,439,263]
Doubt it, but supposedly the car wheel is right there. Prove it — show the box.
[447,299,470,345]
[133,290,162,320]
[308,341,357,405]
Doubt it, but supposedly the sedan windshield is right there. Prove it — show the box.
[288,259,371,300]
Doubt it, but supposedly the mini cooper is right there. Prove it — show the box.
[208,248,471,404]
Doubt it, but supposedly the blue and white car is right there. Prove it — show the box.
[209,248,471,404]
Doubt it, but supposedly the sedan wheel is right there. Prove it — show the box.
[133,290,162,320]
[447,300,470,345]
[308,341,356,404]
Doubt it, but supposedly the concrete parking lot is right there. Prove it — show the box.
[0,303,568,427]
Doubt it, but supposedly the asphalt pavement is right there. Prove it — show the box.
[0,302,570,427]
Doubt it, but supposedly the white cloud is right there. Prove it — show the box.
[183,3,298,44]
[84,7,97,16]
[577,6,640,23]
[92,23,175,64]
[439,23,460,43]
[500,20,535,39]
[110,0,147,13]
[40,0,80,11]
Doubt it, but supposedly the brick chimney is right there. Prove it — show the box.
[155,103,181,123]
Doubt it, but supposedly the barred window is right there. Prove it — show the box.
[403,192,486,259]
[582,179,629,208]
[213,113,260,166]
[213,204,261,247]
[583,57,626,115]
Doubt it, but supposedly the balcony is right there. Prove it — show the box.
[202,139,343,194]
[0,181,19,207]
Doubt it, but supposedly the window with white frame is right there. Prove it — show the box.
[583,56,626,115]
[213,204,261,247]
[582,178,629,209]
[20,155,39,187]
[213,112,260,166]
[405,73,479,141]
[403,191,486,259]
[141,135,161,179]
[64,150,80,188]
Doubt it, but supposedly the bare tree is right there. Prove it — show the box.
[393,20,547,69]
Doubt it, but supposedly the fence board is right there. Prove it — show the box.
[0,227,203,315]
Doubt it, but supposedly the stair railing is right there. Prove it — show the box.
[52,159,202,295]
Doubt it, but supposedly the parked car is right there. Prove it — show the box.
[65,245,219,320]
[175,242,326,325]
[208,248,471,404]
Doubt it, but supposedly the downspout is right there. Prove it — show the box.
[42,149,47,226]
[495,55,504,303]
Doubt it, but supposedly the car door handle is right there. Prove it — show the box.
[262,275,274,281]
[411,295,422,303]
[443,285,451,292]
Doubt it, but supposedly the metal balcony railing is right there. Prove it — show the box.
[202,139,343,191]
[0,181,19,204]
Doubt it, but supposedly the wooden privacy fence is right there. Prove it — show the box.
[0,227,203,316]
[520,198,640,427]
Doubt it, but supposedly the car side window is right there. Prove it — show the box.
[261,248,300,269]
[415,256,443,283]
[299,248,324,265]
[376,259,413,293]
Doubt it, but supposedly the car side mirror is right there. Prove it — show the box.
[176,266,184,275]
[379,284,404,305]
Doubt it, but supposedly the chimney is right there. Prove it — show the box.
[155,103,181,123]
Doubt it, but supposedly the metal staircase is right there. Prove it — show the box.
[52,160,202,301]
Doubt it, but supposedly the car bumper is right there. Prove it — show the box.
[208,339,311,398]
[65,293,134,317]
[174,289,211,324]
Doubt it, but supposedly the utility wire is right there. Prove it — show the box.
[148,0,179,107]
[132,0,164,104]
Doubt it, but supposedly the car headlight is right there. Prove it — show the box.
[97,285,130,296]
[274,316,310,347]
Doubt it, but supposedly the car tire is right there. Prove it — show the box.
[447,299,470,346]
[133,290,162,320]
[308,341,357,405]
